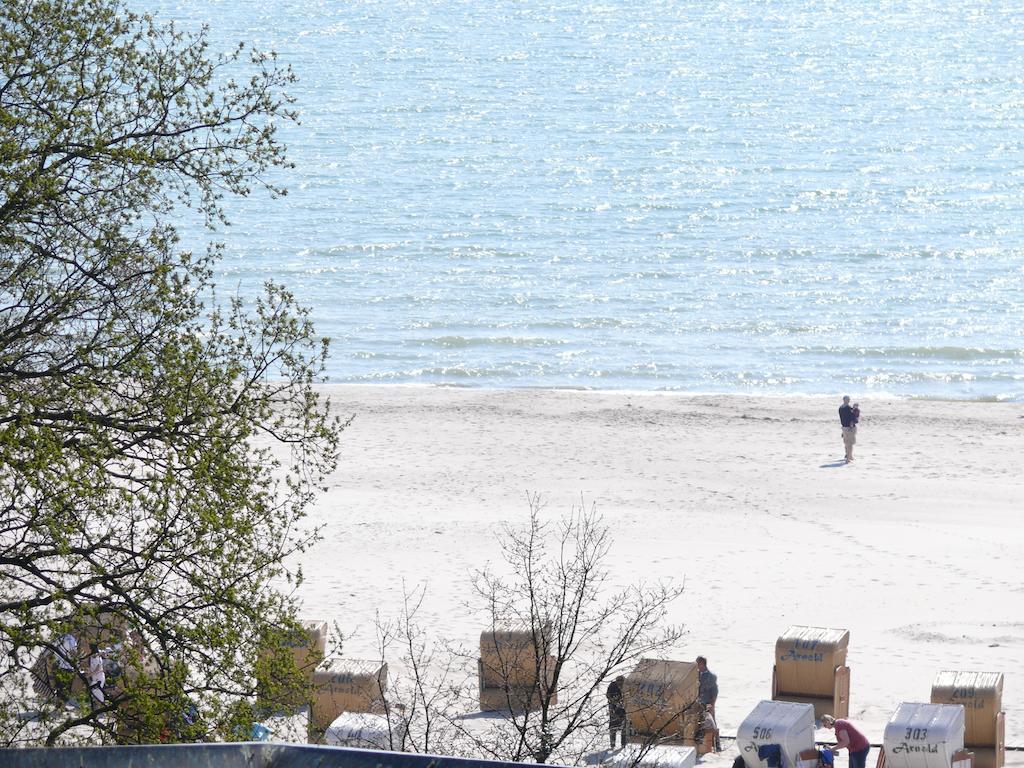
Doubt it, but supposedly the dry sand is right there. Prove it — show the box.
[296,385,1023,764]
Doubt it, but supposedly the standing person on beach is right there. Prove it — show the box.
[85,642,105,703]
[838,396,857,463]
[696,656,720,749]
[822,714,871,768]
[53,631,79,702]
[696,655,718,714]
[606,675,628,749]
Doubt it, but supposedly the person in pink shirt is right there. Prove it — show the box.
[822,714,871,768]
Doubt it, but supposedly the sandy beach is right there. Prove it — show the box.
[295,386,1023,762]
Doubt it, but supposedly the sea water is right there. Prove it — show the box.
[141,0,1024,399]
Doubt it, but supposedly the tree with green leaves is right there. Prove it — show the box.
[0,0,341,746]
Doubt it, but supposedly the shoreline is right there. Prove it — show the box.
[296,385,1023,757]
[317,380,1024,404]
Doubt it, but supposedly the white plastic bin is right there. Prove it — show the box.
[883,703,965,768]
[260,704,310,743]
[323,711,404,750]
[604,744,697,768]
[737,700,816,768]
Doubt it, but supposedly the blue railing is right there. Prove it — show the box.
[0,742,572,768]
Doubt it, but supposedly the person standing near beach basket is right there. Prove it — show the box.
[607,675,628,749]
[696,655,720,750]
[822,714,870,768]
[838,396,858,463]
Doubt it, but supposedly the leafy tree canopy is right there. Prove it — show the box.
[0,0,341,746]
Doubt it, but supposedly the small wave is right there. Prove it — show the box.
[346,365,533,381]
[795,345,1023,362]
[409,335,567,349]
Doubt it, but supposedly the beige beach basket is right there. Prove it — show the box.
[311,658,388,732]
[479,627,549,688]
[283,620,329,678]
[478,625,556,711]
[772,625,850,719]
[931,671,1005,768]
[623,658,702,744]
[256,619,329,710]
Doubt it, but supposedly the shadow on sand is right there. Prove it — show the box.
[453,710,510,722]
[583,750,615,765]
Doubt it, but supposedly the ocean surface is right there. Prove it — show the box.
[143,0,1024,399]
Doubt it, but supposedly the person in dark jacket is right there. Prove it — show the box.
[696,656,719,750]
[606,675,628,749]
[696,656,718,711]
[838,396,857,463]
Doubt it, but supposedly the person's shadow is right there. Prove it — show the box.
[819,459,848,468]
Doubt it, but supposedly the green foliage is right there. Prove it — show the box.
[0,0,341,746]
